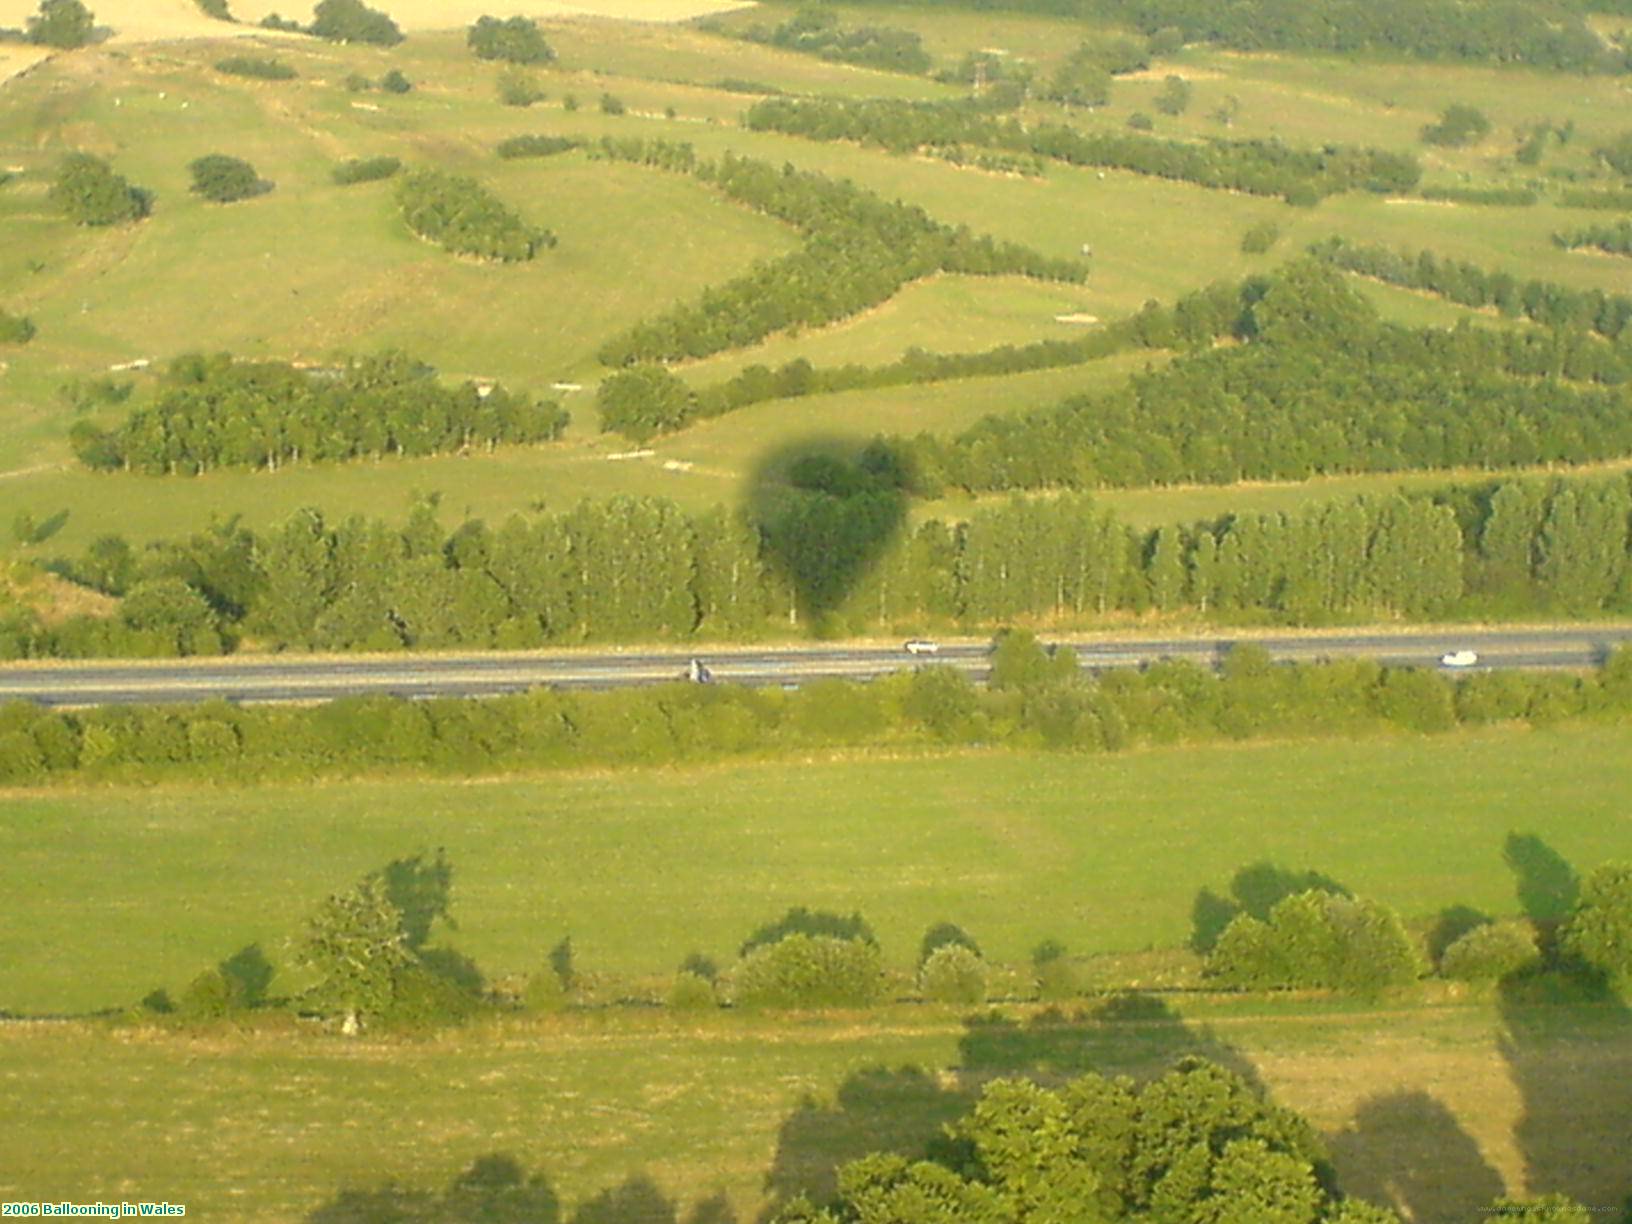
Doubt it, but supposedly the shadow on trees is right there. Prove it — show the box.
[742,437,910,633]
[759,991,1264,1220]
[307,1158,737,1224]
[1326,1090,1505,1224]
[1188,860,1352,953]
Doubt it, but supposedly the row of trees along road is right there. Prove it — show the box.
[18,463,1632,660]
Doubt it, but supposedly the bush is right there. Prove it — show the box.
[1126,112,1154,131]
[667,971,718,1011]
[599,92,626,116]
[188,154,267,203]
[344,72,371,92]
[178,967,239,1019]
[1153,74,1191,116]
[1241,221,1281,254]
[497,70,544,107]
[1031,938,1079,1001]
[919,943,988,1004]
[732,934,883,1009]
[49,153,150,226]
[468,14,554,64]
[522,968,567,1013]
[332,156,401,186]
[259,12,302,31]
[383,963,481,1027]
[596,365,693,442]
[1440,921,1540,982]
[678,952,718,983]
[379,69,411,94]
[740,907,877,957]
[918,921,981,968]
[310,0,402,46]
[195,0,231,20]
[215,55,296,80]
[1206,890,1422,994]
[1376,668,1456,733]
[0,309,36,345]
[1422,104,1491,148]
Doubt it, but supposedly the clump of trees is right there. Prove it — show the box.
[731,6,932,74]
[592,139,1085,365]
[214,55,296,80]
[69,351,567,474]
[188,154,269,203]
[27,0,94,48]
[467,14,554,63]
[494,134,580,160]
[743,95,1421,203]
[1561,188,1632,212]
[310,0,402,46]
[194,0,232,21]
[595,365,693,442]
[732,908,883,1008]
[1205,890,1423,993]
[1421,103,1491,147]
[395,167,556,261]
[49,153,150,226]
[332,155,401,185]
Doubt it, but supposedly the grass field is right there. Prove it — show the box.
[4,721,1629,1016]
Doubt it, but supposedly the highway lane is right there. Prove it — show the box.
[0,626,1628,706]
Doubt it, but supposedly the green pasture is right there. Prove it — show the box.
[7,994,1629,1223]
[3,722,1629,1016]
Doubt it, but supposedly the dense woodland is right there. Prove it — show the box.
[67,352,568,475]
[593,140,1086,365]
[744,96,1421,204]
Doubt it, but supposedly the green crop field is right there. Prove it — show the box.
[4,722,1629,1016]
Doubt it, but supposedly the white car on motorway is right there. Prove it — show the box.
[903,639,940,656]
[1439,649,1479,668]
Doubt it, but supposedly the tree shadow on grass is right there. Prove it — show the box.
[307,1153,561,1223]
[569,1174,676,1224]
[1326,1090,1505,1224]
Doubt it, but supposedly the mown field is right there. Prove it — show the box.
[5,722,1630,1015]
[3,8,1632,556]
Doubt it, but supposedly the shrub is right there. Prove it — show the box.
[49,153,150,226]
[1032,938,1079,1001]
[1421,104,1491,148]
[667,971,718,1011]
[918,921,981,968]
[919,943,988,1004]
[599,92,626,116]
[522,967,567,1013]
[188,154,267,203]
[1560,862,1632,979]
[468,14,554,64]
[259,12,302,31]
[497,70,544,107]
[178,967,239,1019]
[344,72,371,91]
[678,952,718,983]
[1375,668,1456,733]
[495,134,580,160]
[310,0,402,46]
[1440,921,1539,982]
[195,0,231,20]
[732,934,883,1009]
[332,156,401,186]
[383,963,481,1027]
[0,309,35,344]
[740,907,878,957]
[1206,890,1422,994]
[1241,221,1281,254]
[1126,111,1154,131]
[380,69,411,94]
[1153,74,1191,116]
[215,55,296,80]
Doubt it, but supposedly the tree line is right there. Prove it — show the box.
[591,139,1086,365]
[718,6,934,75]
[67,351,568,475]
[396,167,556,262]
[13,467,1632,662]
[889,261,1632,496]
[834,0,1631,73]
[1310,238,1632,341]
[744,95,1422,203]
[1554,219,1632,258]
[1,636,1629,787]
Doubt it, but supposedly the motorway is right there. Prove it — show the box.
[0,626,1629,707]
